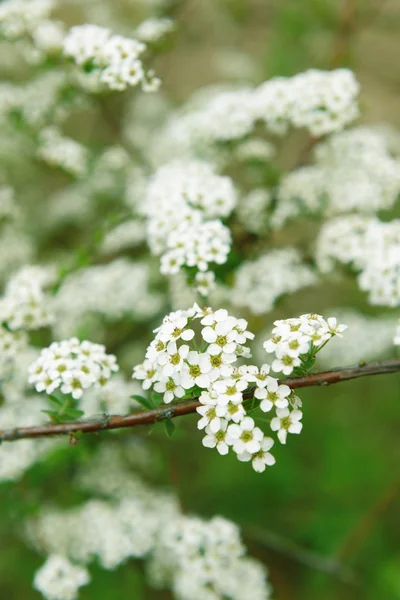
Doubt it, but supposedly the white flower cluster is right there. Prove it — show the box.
[34,555,90,600]
[148,516,271,600]
[0,326,27,379]
[358,220,400,308]
[316,217,400,307]
[27,444,272,600]
[143,160,236,277]
[153,69,359,161]
[306,309,397,368]
[0,395,58,482]
[28,338,119,399]
[264,314,347,376]
[254,68,359,137]
[133,304,254,402]
[0,265,56,331]
[53,259,162,338]
[133,305,345,470]
[0,226,33,282]
[38,127,89,178]
[0,0,53,41]
[232,248,318,314]
[273,127,400,228]
[63,24,160,92]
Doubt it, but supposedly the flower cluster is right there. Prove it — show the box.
[273,127,400,228]
[133,305,346,471]
[0,0,53,41]
[232,249,318,315]
[28,444,272,600]
[63,24,160,92]
[149,515,271,600]
[264,314,347,376]
[143,160,236,278]
[133,304,254,402]
[34,555,90,600]
[0,325,27,378]
[152,69,359,162]
[28,338,119,399]
[53,259,163,338]
[37,127,89,178]
[0,265,55,331]
[316,217,400,307]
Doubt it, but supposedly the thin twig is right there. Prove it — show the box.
[245,526,356,584]
[0,358,399,443]
[336,476,400,562]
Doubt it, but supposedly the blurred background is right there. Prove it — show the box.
[0,1,400,599]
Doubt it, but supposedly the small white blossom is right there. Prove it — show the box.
[271,408,303,444]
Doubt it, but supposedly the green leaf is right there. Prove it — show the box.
[63,408,85,420]
[41,410,62,423]
[46,394,63,408]
[130,395,154,410]
[164,419,176,438]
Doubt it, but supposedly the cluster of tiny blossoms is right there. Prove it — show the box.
[273,127,400,228]
[63,24,160,93]
[316,217,400,308]
[0,265,56,331]
[133,305,346,471]
[143,160,235,280]
[264,314,347,376]
[152,69,359,162]
[28,338,119,399]
[28,445,272,600]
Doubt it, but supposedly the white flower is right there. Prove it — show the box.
[34,555,90,600]
[248,363,270,388]
[255,378,291,412]
[60,369,92,400]
[327,317,348,336]
[180,351,212,389]
[154,376,185,404]
[271,353,301,375]
[227,417,264,455]
[132,359,158,390]
[216,400,246,423]
[202,419,230,455]
[212,377,248,405]
[197,393,221,432]
[238,437,276,472]
[202,322,237,355]
[156,316,195,343]
[158,341,189,377]
[270,408,303,444]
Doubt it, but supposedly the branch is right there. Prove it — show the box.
[0,358,399,443]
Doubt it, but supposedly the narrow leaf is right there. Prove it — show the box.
[164,419,176,438]
[130,395,154,410]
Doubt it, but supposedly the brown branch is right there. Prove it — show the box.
[331,0,359,68]
[245,526,356,584]
[0,358,399,443]
[336,476,400,562]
